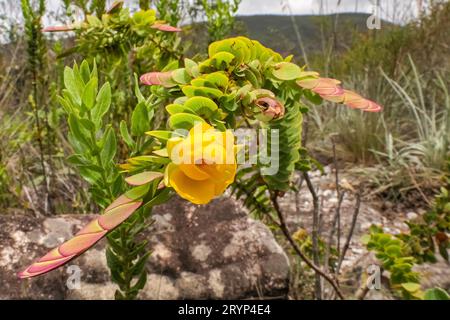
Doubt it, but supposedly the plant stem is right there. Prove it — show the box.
[270,192,345,300]
[303,171,322,299]
[336,189,362,274]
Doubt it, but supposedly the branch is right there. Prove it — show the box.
[304,172,322,299]
[270,192,345,300]
[336,189,362,274]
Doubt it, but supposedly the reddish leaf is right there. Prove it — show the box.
[125,171,164,186]
[140,71,175,88]
[18,195,142,279]
[343,90,383,112]
[42,25,74,32]
[151,23,182,32]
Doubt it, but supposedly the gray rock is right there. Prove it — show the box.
[0,196,289,300]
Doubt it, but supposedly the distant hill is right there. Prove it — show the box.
[185,13,392,60]
[236,13,391,57]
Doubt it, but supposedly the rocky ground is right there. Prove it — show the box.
[0,197,289,300]
[278,166,450,299]
[0,166,449,300]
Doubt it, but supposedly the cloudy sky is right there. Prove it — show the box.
[0,0,425,26]
[40,0,423,22]
[238,0,421,22]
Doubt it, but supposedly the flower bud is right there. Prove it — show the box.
[254,97,285,121]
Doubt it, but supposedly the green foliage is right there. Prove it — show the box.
[292,228,339,270]
[65,4,181,68]
[0,113,33,209]
[261,100,303,191]
[156,0,183,26]
[53,2,183,135]
[193,0,241,43]
[424,288,450,300]
[60,61,118,207]
[365,163,450,301]
[231,168,274,220]
[365,225,420,295]
[107,197,153,300]
[21,0,55,213]
[59,60,160,299]
[399,161,450,263]
[146,37,319,192]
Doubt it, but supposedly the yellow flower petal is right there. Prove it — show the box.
[179,163,211,181]
[189,122,213,136]
[167,137,184,161]
[168,165,216,204]
[200,163,236,183]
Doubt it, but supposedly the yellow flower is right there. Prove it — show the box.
[164,122,237,205]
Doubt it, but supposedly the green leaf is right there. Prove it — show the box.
[184,96,218,118]
[100,128,117,165]
[424,288,450,300]
[205,72,229,89]
[90,60,98,79]
[303,90,323,105]
[78,166,102,185]
[66,154,88,166]
[57,95,74,114]
[130,269,147,292]
[130,252,150,276]
[120,120,135,149]
[145,130,185,141]
[143,188,172,208]
[64,66,82,105]
[401,282,421,293]
[272,62,303,81]
[165,104,194,115]
[131,102,151,136]
[127,155,170,165]
[125,172,163,186]
[386,245,402,257]
[184,58,199,77]
[80,60,91,84]
[171,68,191,85]
[68,114,90,149]
[106,247,122,271]
[82,77,98,109]
[209,51,236,69]
[92,82,111,125]
[86,14,102,27]
[168,113,206,130]
[134,74,146,104]
[78,118,96,132]
[182,86,223,99]
[125,184,150,200]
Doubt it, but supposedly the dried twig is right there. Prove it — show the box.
[332,140,342,254]
[324,190,346,284]
[271,190,345,300]
[336,189,362,274]
[304,172,322,299]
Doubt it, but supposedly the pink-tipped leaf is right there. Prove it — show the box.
[151,23,182,32]
[140,71,176,88]
[342,90,383,112]
[18,195,142,279]
[42,25,75,32]
[125,171,164,186]
[297,75,382,112]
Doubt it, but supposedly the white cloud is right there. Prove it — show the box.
[237,0,423,23]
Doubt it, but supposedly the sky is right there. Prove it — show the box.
[39,0,425,23]
[0,0,428,27]
[237,0,422,23]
